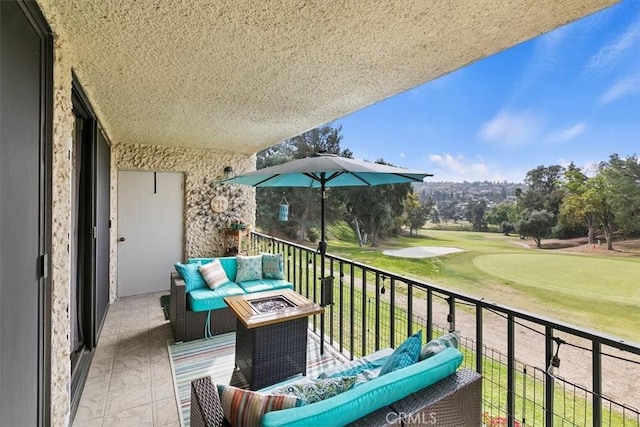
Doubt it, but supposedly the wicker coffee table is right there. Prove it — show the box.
[224,289,324,390]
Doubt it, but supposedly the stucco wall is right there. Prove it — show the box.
[38,3,257,425]
[114,144,256,301]
[40,7,75,427]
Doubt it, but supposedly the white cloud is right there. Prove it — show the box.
[426,153,527,182]
[586,14,640,72]
[581,162,600,177]
[599,74,640,104]
[429,153,487,175]
[478,109,543,148]
[544,122,586,144]
[516,26,571,93]
[557,159,600,177]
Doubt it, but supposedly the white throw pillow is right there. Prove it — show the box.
[199,259,229,290]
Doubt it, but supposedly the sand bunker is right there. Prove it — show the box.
[382,246,464,258]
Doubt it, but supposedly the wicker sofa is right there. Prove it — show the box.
[170,256,293,342]
[190,346,482,427]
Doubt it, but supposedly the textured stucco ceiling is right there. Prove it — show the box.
[40,0,617,153]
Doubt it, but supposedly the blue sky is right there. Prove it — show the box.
[333,0,640,183]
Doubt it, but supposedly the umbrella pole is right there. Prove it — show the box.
[319,180,326,354]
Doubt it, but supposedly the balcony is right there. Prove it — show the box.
[76,231,639,426]
[247,231,640,427]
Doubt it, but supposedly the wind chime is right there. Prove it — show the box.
[278,193,289,221]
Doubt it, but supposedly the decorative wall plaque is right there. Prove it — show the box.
[211,195,229,213]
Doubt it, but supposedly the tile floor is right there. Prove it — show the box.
[72,292,179,427]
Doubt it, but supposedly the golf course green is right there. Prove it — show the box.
[328,227,640,342]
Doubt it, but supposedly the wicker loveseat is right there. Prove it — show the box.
[191,346,482,427]
[170,255,293,342]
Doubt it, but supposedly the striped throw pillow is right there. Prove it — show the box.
[216,384,303,427]
[199,259,229,290]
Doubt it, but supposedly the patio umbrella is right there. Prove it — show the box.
[220,152,432,260]
[220,152,431,353]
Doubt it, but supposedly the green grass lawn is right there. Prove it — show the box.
[327,229,640,343]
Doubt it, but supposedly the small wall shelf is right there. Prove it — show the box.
[224,229,249,256]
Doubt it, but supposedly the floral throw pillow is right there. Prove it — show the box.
[216,384,303,427]
[272,376,357,404]
[262,253,285,279]
[235,255,263,282]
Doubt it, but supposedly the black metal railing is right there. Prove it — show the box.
[250,231,640,427]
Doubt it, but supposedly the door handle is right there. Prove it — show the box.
[118,237,126,242]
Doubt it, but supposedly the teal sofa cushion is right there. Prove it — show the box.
[261,347,463,427]
[237,279,293,294]
[174,262,207,292]
[187,282,245,312]
[188,257,238,282]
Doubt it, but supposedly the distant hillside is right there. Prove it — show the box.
[414,181,523,205]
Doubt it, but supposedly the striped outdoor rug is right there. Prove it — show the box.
[168,331,348,427]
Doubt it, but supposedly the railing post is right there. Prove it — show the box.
[361,269,367,357]
[476,306,483,374]
[593,341,602,427]
[407,283,413,337]
[426,289,433,342]
[507,314,515,427]
[349,263,355,360]
[375,273,380,351]
[545,326,554,427]
[339,263,344,354]
[390,277,396,348]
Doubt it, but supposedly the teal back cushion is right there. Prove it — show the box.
[378,330,423,375]
[188,257,237,282]
[174,262,206,292]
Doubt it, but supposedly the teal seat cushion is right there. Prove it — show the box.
[188,257,238,282]
[237,279,293,294]
[261,347,463,427]
[187,282,245,312]
[174,262,207,292]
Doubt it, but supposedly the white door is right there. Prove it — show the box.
[117,171,183,297]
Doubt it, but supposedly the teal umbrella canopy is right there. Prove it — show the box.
[220,153,431,188]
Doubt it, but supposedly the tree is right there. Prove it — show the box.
[485,202,517,234]
[438,201,457,225]
[513,187,522,210]
[515,209,554,248]
[520,165,565,216]
[603,154,640,236]
[343,160,412,246]
[558,164,596,243]
[405,193,433,236]
[465,200,487,231]
[581,174,616,250]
